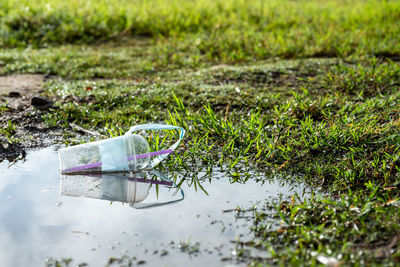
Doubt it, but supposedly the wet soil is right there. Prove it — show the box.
[207,61,327,88]
[0,74,80,163]
[0,74,45,95]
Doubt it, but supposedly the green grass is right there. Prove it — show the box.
[1,0,400,62]
[244,191,400,265]
[0,119,19,143]
[38,56,400,265]
[0,40,165,78]
[41,57,400,189]
[1,0,400,265]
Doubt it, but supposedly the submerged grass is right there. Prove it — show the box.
[244,191,400,265]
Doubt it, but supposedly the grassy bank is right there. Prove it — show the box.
[1,0,400,62]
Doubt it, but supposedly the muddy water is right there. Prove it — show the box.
[0,147,306,266]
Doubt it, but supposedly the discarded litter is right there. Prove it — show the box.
[58,124,185,174]
[58,124,185,208]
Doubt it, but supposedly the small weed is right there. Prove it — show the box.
[0,120,20,144]
[44,258,72,267]
[179,239,201,256]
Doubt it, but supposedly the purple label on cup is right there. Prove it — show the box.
[62,149,173,173]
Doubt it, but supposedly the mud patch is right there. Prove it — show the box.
[0,141,26,164]
[0,74,82,162]
[211,70,293,87]
[207,62,324,88]
[0,74,46,111]
[0,74,45,96]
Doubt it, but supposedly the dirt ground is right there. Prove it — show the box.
[0,74,72,163]
[0,74,44,95]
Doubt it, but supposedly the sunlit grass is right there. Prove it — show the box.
[1,0,399,61]
[1,1,400,264]
[36,57,400,264]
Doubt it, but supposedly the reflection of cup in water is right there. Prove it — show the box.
[102,173,151,205]
[60,172,152,207]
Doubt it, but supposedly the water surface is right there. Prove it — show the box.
[0,147,306,266]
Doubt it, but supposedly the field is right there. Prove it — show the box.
[1,0,400,266]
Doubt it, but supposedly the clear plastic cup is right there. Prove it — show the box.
[58,124,185,174]
[58,134,150,174]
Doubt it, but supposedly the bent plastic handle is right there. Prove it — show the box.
[126,124,185,169]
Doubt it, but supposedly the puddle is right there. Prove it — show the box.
[0,147,307,266]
